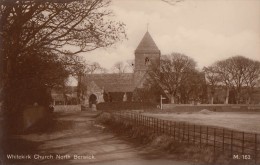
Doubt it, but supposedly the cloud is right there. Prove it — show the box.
[80,0,260,70]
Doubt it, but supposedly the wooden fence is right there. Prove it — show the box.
[112,111,260,164]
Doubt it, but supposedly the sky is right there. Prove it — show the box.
[81,0,260,71]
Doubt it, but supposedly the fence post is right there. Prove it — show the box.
[206,126,208,145]
[160,120,162,134]
[136,113,138,125]
[194,124,195,144]
[170,121,172,136]
[223,129,225,152]
[179,122,181,140]
[139,114,140,125]
[187,124,189,143]
[255,134,257,164]
[153,118,155,133]
[200,126,202,148]
[133,113,135,125]
[136,114,138,125]
[137,114,139,125]
[148,117,149,128]
[242,132,244,155]
[163,120,165,134]
[167,121,172,136]
[231,130,233,157]
[183,123,185,141]
[214,128,216,154]
[174,122,176,140]
[156,119,159,134]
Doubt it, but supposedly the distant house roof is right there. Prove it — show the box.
[135,31,160,54]
[84,73,136,92]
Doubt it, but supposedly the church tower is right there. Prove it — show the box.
[134,31,161,74]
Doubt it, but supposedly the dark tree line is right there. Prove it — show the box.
[0,0,126,115]
[204,56,260,104]
[145,53,260,104]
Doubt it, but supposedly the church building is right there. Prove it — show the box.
[83,31,161,105]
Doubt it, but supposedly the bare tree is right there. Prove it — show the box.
[213,60,233,104]
[207,56,260,104]
[112,61,127,73]
[242,59,260,104]
[203,66,220,104]
[148,53,197,103]
[0,0,126,113]
[86,62,103,74]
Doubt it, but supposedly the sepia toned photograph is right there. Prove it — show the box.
[0,0,260,165]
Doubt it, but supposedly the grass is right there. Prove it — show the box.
[143,111,260,134]
[98,112,256,165]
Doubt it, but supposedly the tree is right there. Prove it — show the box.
[206,56,260,104]
[0,0,126,114]
[203,66,220,104]
[148,53,197,103]
[240,58,260,104]
[212,59,233,104]
[179,70,207,104]
[86,62,104,74]
[112,61,127,73]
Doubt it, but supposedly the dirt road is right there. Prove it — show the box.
[4,111,191,165]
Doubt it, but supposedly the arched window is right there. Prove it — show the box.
[145,57,150,65]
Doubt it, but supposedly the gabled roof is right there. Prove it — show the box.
[84,73,135,92]
[135,31,160,54]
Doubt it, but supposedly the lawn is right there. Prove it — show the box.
[143,111,260,134]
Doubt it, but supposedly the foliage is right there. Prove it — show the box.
[147,52,203,103]
[0,0,126,113]
[204,56,260,104]
[133,82,164,103]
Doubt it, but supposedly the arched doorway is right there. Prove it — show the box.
[89,94,97,108]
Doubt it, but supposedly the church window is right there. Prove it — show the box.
[145,57,150,65]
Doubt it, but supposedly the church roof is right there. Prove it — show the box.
[135,31,160,54]
[84,73,136,92]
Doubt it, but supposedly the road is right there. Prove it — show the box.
[3,111,191,165]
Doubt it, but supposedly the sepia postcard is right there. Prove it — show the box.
[0,0,260,165]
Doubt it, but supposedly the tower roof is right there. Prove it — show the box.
[135,31,160,54]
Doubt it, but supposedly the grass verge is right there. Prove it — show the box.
[97,112,257,165]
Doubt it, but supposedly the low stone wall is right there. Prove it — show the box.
[162,104,260,112]
[96,102,156,111]
[23,106,47,130]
